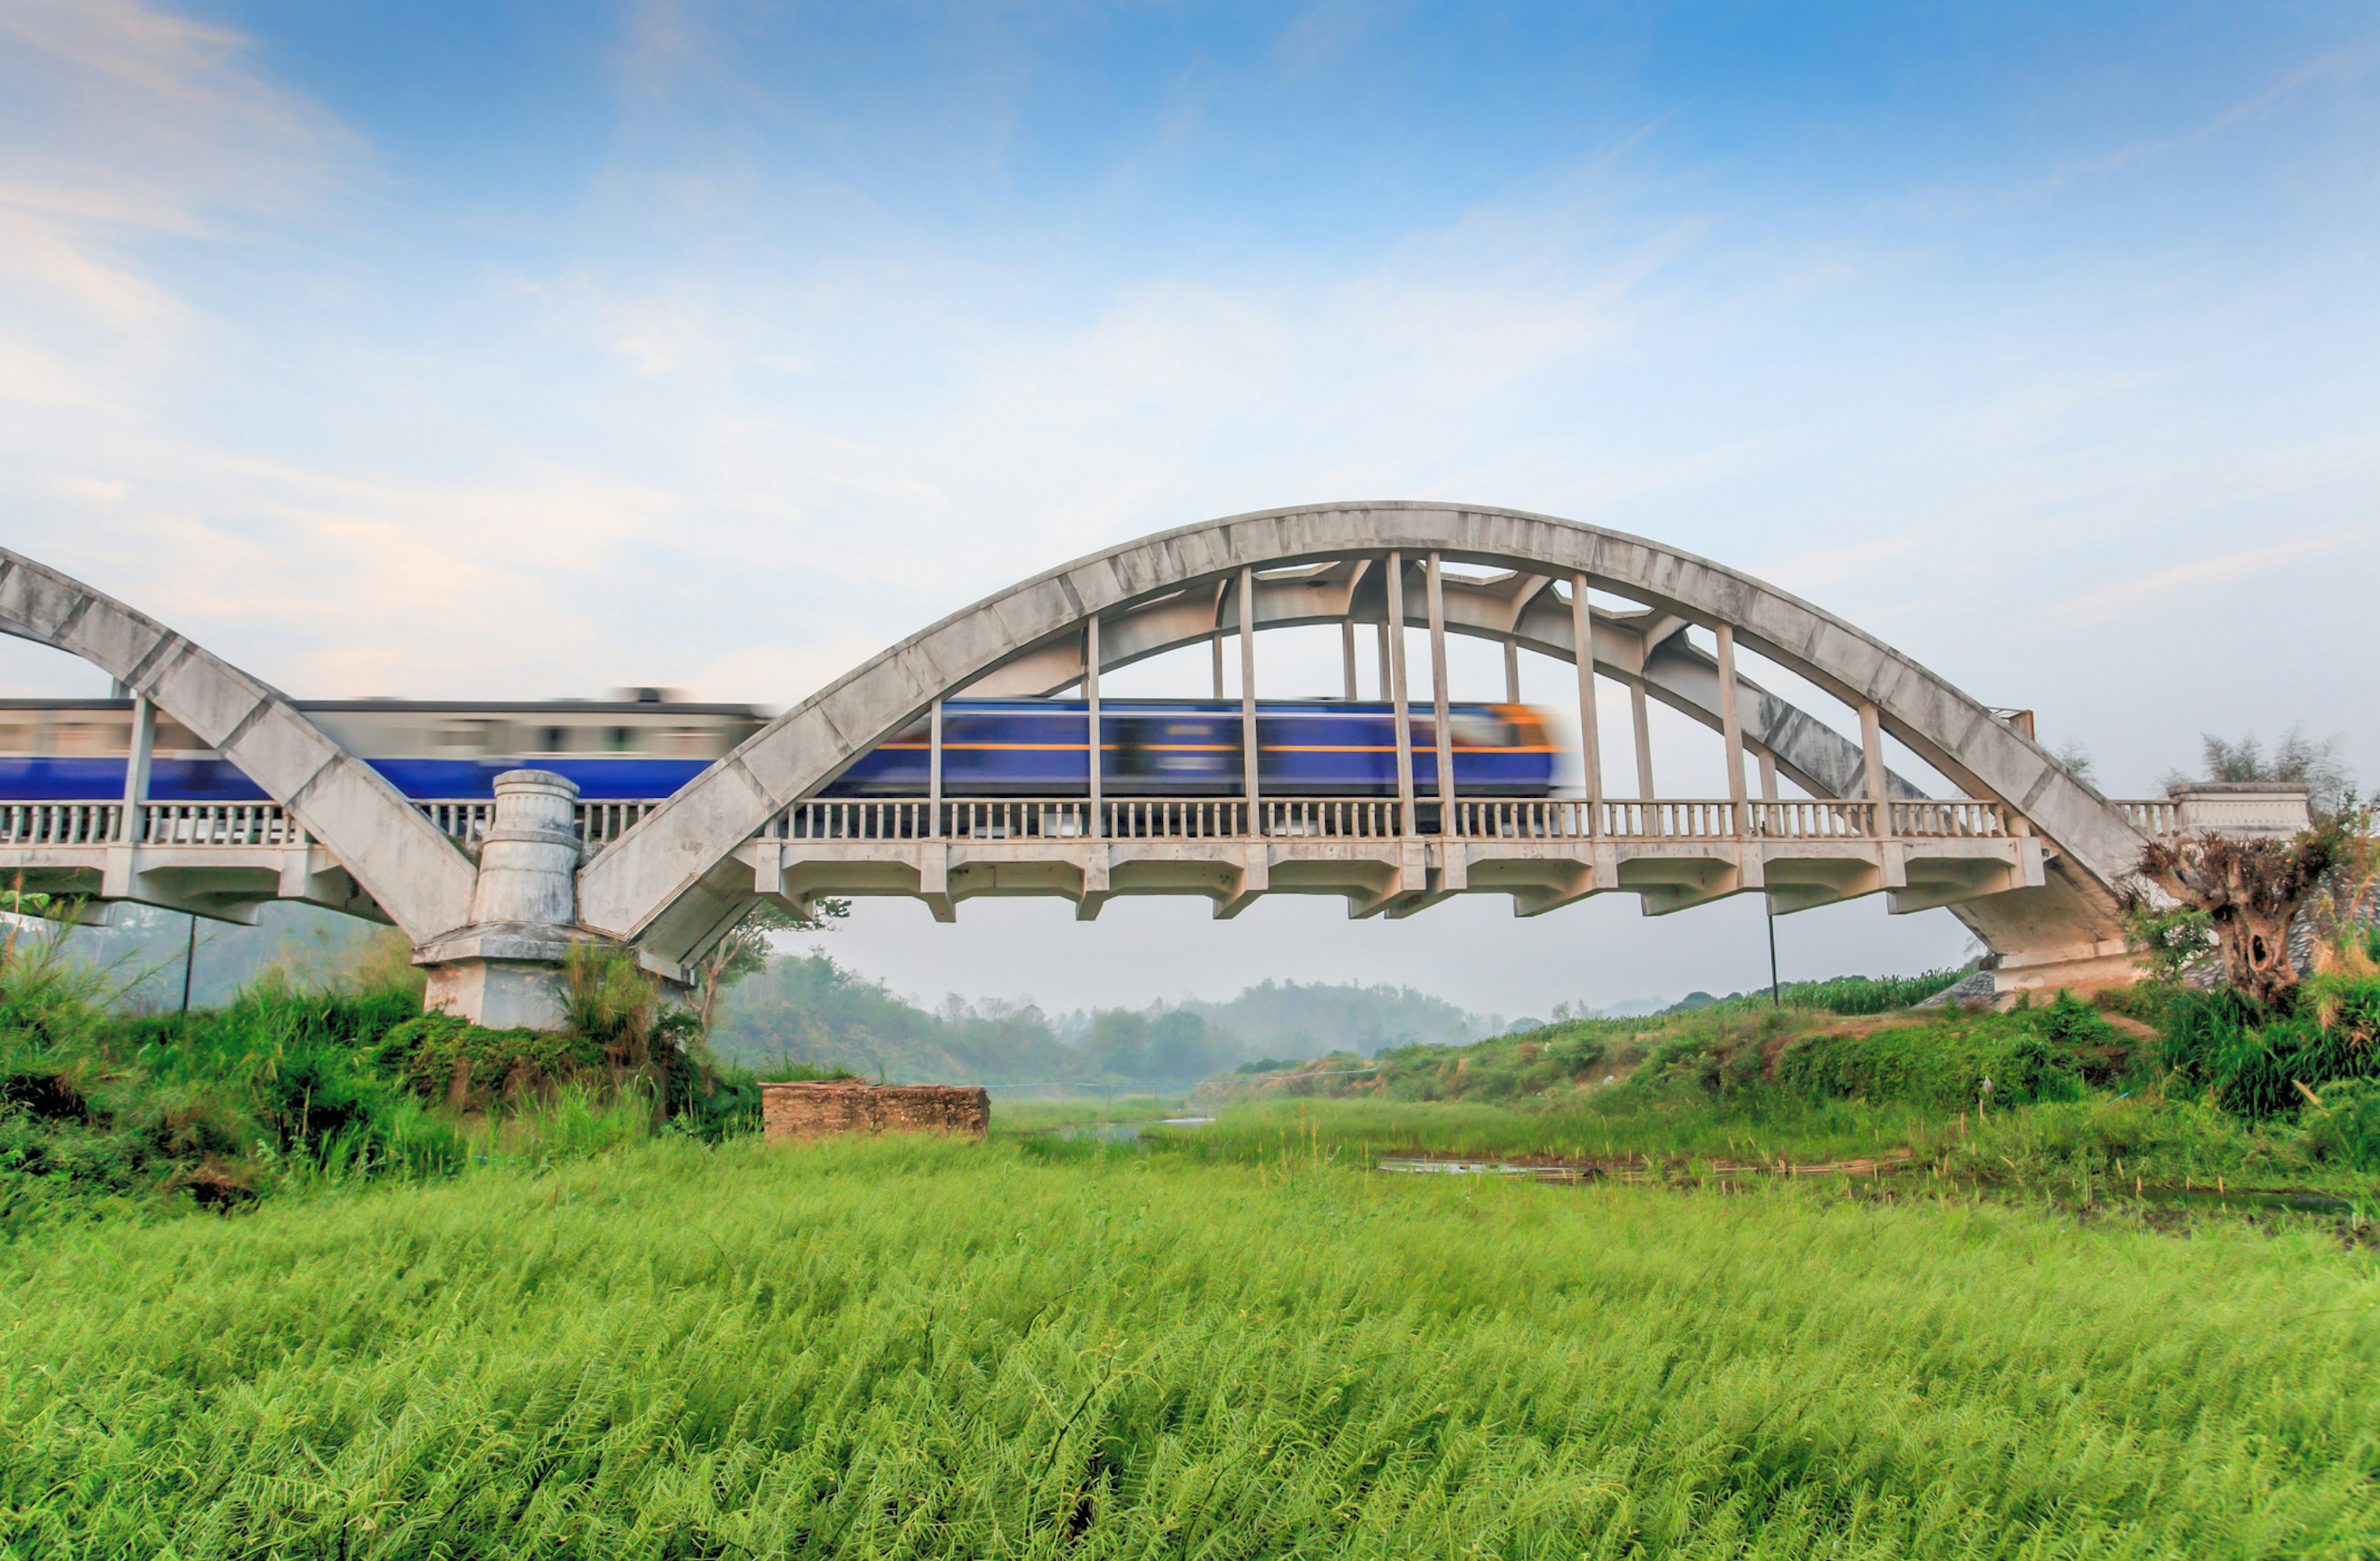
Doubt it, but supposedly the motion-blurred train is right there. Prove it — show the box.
[0,696,1557,802]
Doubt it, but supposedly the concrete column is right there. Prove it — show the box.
[1085,615,1102,836]
[1859,702,1891,837]
[1376,622,1391,704]
[1211,630,1225,701]
[1630,679,1655,798]
[928,701,944,836]
[120,693,154,843]
[468,770,580,927]
[1716,624,1747,838]
[1759,750,1779,800]
[1571,576,1602,836]
[1427,552,1456,834]
[1341,621,1358,701]
[1503,637,1520,704]
[1386,552,1416,836]
[420,769,585,1030]
[1238,567,1259,816]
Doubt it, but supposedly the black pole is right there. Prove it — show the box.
[180,913,197,1017]
[1766,903,1781,1007]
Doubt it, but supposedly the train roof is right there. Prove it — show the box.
[0,698,773,717]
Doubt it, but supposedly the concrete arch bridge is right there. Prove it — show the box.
[0,506,2298,1026]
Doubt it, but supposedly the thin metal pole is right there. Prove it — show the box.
[1427,552,1455,836]
[1238,567,1259,818]
[180,913,197,1017]
[1768,904,1781,1008]
[1385,553,1415,836]
[1085,615,1101,836]
[1571,576,1603,838]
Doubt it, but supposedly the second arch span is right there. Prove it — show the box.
[579,502,2146,996]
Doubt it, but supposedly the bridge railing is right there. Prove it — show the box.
[1890,800,2009,838]
[754,795,1984,844]
[0,802,125,846]
[415,800,668,850]
[139,803,309,846]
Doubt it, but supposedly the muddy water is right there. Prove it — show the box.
[1374,1154,2361,1216]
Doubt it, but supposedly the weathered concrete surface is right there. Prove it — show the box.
[580,503,2148,986]
[420,770,588,1029]
[0,549,475,940]
[760,1082,990,1141]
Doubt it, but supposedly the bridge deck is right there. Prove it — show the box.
[0,790,2188,926]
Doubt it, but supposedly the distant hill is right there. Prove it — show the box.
[1171,978,1484,1059]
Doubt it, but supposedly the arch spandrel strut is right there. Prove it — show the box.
[577,503,2145,970]
[0,549,476,941]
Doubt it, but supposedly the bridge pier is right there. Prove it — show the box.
[416,769,587,1030]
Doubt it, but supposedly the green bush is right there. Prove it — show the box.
[1778,996,2123,1111]
[2298,1077,2380,1170]
[2157,976,2380,1120]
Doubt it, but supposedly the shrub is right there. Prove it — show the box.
[2297,1077,2380,1170]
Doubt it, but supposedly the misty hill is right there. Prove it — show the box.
[1171,978,1483,1058]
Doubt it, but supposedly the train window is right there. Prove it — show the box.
[537,727,566,753]
[658,725,710,756]
[1452,714,1514,748]
[608,727,634,752]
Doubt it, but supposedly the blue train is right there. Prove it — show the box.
[823,699,1556,797]
[0,697,1556,802]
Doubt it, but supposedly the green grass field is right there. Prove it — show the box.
[6,1133,2378,1558]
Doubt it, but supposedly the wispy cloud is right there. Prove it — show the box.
[2040,531,2379,627]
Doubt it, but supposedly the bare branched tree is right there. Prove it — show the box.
[2130,821,2361,1006]
[693,898,850,1033]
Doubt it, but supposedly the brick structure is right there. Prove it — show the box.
[759,1081,989,1142]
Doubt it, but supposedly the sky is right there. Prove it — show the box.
[2,0,2376,1020]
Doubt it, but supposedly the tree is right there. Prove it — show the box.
[2164,725,2356,821]
[2131,817,2367,1007]
[692,898,849,1033]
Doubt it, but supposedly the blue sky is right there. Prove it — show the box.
[3,1,2375,1015]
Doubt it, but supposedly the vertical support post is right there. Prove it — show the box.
[1570,576,1602,837]
[1211,630,1225,701]
[1427,552,1455,835]
[121,692,154,843]
[928,700,944,837]
[1385,552,1415,836]
[1630,679,1655,798]
[1758,750,1778,800]
[1085,615,1101,836]
[1716,624,1746,837]
[1860,702,1890,838]
[1503,637,1521,704]
[1376,622,1391,703]
[1341,621,1358,701]
[1238,567,1259,826]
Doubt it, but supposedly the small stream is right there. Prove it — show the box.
[1374,1154,2360,1216]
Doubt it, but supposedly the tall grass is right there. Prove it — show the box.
[3,1135,2374,1556]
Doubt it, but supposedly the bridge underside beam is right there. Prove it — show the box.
[0,846,389,926]
[731,834,2044,927]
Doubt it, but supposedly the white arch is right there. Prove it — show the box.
[0,549,475,940]
[580,503,2144,970]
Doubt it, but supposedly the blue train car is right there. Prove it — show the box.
[823,699,1556,797]
[0,697,1555,804]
